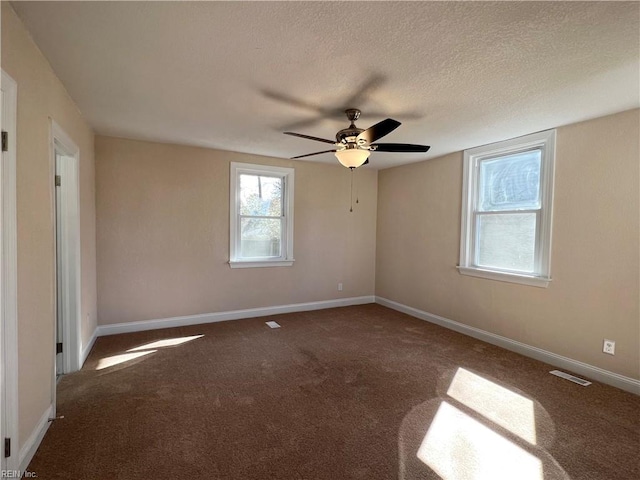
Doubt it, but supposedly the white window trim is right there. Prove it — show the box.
[458,129,556,287]
[229,162,294,268]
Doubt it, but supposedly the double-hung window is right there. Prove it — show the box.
[459,130,556,287]
[229,162,294,268]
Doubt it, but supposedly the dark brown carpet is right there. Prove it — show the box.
[29,304,639,479]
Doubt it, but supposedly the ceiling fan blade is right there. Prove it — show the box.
[371,143,431,153]
[343,74,386,110]
[280,116,326,132]
[357,118,401,144]
[291,150,337,159]
[263,90,327,114]
[284,132,336,145]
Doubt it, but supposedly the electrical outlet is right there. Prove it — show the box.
[603,339,615,355]
[338,283,343,291]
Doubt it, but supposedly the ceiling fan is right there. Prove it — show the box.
[284,108,430,168]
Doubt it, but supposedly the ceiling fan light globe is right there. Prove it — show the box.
[335,149,370,168]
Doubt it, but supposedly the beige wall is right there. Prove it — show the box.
[2,3,97,447]
[95,136,377,324]
[376,109,640,379]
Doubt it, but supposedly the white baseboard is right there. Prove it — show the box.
[18,404,53,474]
[97,296,376,337]
[80,328,98,367]
[375,296,640,395]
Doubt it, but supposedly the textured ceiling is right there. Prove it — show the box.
[11,1,640,169]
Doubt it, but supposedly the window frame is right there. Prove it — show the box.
[458,129,556,287]
[229,162,295,268]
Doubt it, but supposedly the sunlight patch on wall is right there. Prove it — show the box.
[127,334,204,352]
[447,367,537,444]
[417,401,543,480]
[96,350,157,370]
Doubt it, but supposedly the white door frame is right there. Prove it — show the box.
[50,120,82,386]
[1,69,20,471]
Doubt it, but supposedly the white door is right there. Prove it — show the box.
[55,153,64,376]
[0,76,5,472]
[50,123,81,379]
[1,69,19,472]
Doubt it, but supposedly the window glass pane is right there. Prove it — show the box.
[239,174,283,216]
[478,150,541,211]
[477,213,536,273]
[240,218,282,258]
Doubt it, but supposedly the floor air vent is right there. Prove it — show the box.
[550,370,592,386]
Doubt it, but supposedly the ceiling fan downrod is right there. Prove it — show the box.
[337,109,365,144]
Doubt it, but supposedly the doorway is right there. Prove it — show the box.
[1,69,19,472]
[55,152,65,377]
[51,121,81,381]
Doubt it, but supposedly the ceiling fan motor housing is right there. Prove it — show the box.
[336,127,365,144]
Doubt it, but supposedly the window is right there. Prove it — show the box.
[459,130,556,287]
[229,162,294,268]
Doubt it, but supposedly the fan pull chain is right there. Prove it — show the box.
[349,167,354,212]
[355,167,359,204]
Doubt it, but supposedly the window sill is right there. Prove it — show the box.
[457,266,550,288]
[229,259,295,269]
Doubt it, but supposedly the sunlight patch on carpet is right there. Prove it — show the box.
[127,335,204,352]
[96,350,157,370]
[447,368,536,444]
[417,401,543,480]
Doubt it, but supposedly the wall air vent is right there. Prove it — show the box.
[550,370,592,386]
